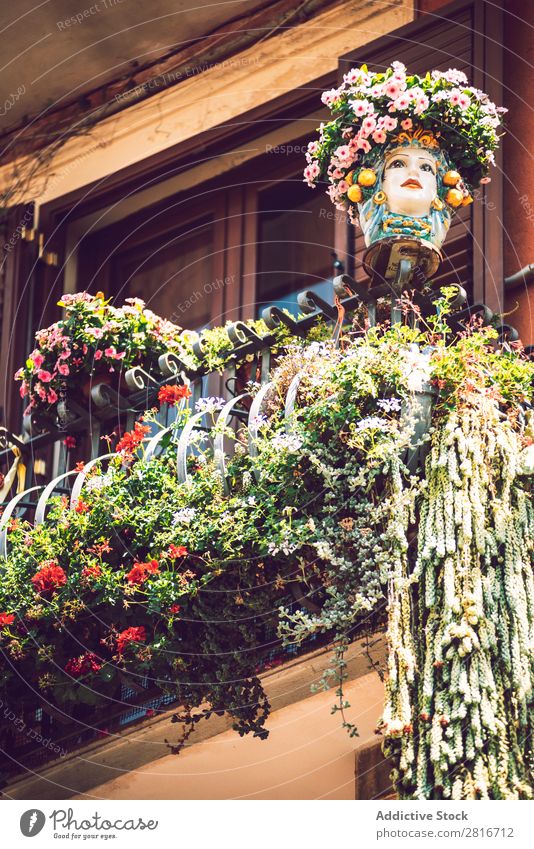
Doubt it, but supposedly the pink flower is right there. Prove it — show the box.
[385,80,402,99]
[89,327,103,339]
[355,138,371,153]
[449,89,461,106]
[458,93,471,110]
[37,370,52,383]
[414,95,429,115]
[94,349,103,360]
[372,129,387,144]
[381,116,398,132]
[337,180,349,194]
[36,384,47,400]
[321,88,341,107]
[439,69,468,85]
[351,99,370,117]
[401,118,413,130]
[30,352,44,368]
[59,348,71,360]
[19,383,28,398]
[47,390,58,404]
[303,162,320,185]
[361,116,377,136]
[393,94,411,111]
[105,347,116,358]
[369,84,384,98]
[343,68,361,85]
[334,145,352,163]
[57,363,69,376]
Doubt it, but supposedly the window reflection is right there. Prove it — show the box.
[113,220,214,331]
[257,177,336,315]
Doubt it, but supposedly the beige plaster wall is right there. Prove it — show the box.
[3,639,386,801]
[78,671,384,801]
[0,0,414,212]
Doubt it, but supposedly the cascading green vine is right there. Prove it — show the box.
[383,399,534,799]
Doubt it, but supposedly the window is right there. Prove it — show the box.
[111,218,214,331]
[256,175,336,316]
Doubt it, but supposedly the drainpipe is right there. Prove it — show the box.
[504,264,534,289]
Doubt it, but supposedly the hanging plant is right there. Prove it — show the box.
[13,291,305,427]
[383,400,534,799]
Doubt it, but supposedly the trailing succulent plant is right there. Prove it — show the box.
[383,401,534,799]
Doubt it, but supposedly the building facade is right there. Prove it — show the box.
[0,0,532,799]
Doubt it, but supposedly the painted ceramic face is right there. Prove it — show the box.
[382,146,437,218]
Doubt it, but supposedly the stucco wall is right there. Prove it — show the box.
[77,670,384,801]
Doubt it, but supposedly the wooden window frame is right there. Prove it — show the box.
[37,72,336,331]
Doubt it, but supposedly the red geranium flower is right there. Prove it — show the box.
[74,499,90,513]
[126,560,160,585]
[31,562,67,594]
[157,384,192,406]
[63,436,77,449]
[87,540,112,557]
[169,603,181,615]
[82,564,102,580]
[168,545,188,559]
[64,652,102,678]
[126,565,146,585]
[116,626,146,655]
[0,613,15,628]
[116,421,150,456]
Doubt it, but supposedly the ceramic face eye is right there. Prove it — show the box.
[382,146,438,218]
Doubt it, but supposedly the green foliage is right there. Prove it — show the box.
[2,299,533,796]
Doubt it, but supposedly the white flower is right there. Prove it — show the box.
[271,432,303,452]
[172,507,196,525]
[303,341,331,359]
[85,471,113,491]
[377,397,402,413]
[401,346,432,393]
[356,416,389,431]
[250,413,269,430]
[195,396,225,414]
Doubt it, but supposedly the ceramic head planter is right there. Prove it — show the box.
[304,63,505,283]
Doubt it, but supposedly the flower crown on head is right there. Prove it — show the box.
[304,62,505,215]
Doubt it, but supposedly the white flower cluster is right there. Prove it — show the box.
[172,507,197,525]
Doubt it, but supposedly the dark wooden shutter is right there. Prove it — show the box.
[0,205,35,438]
[337,0,503,307]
